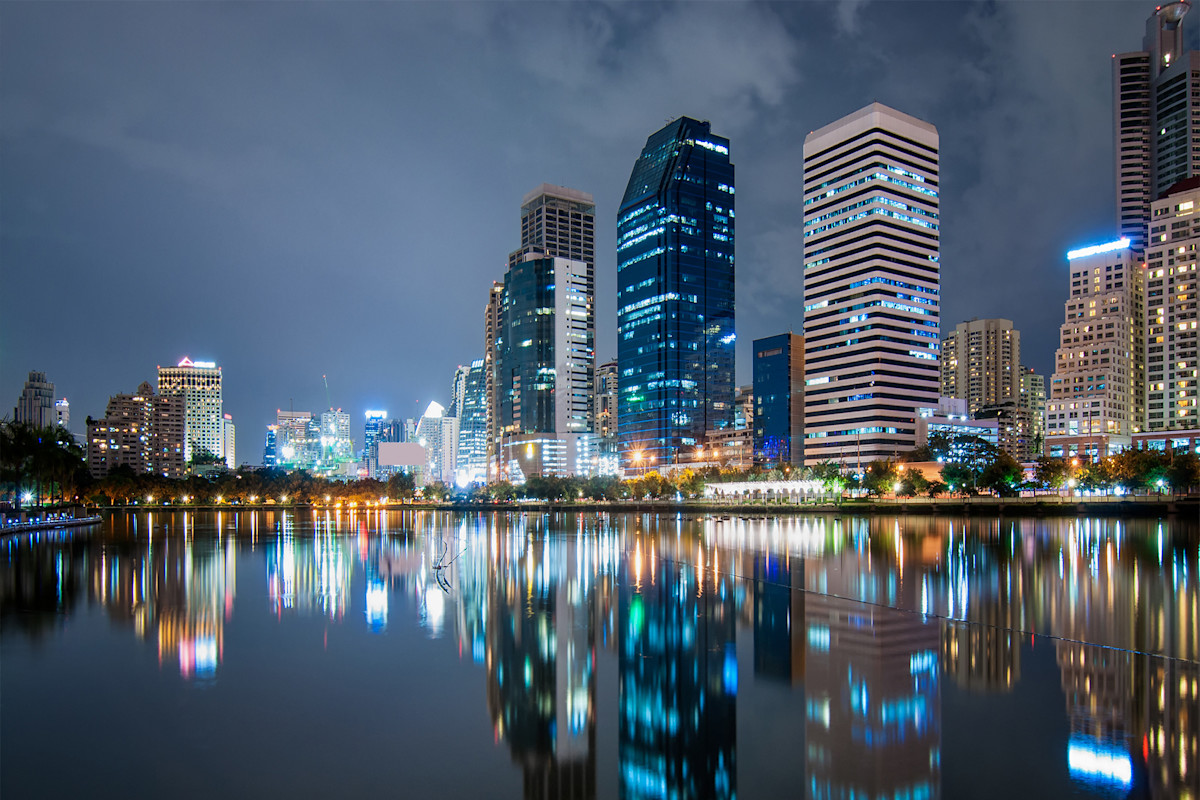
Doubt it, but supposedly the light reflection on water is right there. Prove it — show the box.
[1,510,1196,800]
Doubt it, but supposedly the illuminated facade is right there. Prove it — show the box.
[617,117,735,468]
[1114,1,1200,252]
[940,318,1020,415]
[497,254,594,479]
[1019,366,1047,453]
[1046,240,1146,459]
[87,381,185,478]
[222,413,235,469]
[802,103,941,468]
[456,359,489,484]
[363,410,387,477]
[15,370,55,428]
[157,357,223,463]
[752,333,804,465]
[485,280,505,478]
[1145,178,1200,431]
[416,401,457,485]
[274,410,316,469]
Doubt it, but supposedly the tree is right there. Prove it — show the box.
[1035,456,1071,490]
[386,471,416,500]
[861,460,899,496]
[189,447,225,467]
[979,451,1023,497]
[1166,451,1200,493]
[422,481,450,502]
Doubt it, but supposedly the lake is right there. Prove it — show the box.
[1,510,1196,799]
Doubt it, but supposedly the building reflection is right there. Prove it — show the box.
[0,509,1196,798]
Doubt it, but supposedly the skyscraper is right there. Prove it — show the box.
[940,318,1020,414]
[449,363,470,420]
[497,254,594,479]
[456,359,489,483]
[1045,239,1146,459]
[802,103,941,469]
[1145,178,1199,431]
[752,333,804,465]
[14,370,55,428]
[1114,2,1200,252]
[222,413,236,469]
[363,410,387,477]
[617,117,735,468]
[485,280,505,478]
[158,357,223,463]
[87,381,185,478]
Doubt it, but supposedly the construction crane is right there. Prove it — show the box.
[323,374,332,411]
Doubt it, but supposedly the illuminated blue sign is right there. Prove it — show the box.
[1066,238,1130,260]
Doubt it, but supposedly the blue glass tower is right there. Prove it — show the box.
[617,118,735,467]
[752,333,804,465]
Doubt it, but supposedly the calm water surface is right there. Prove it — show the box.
[1,510,1196,800]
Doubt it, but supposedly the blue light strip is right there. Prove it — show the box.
[1066,238,1130,260]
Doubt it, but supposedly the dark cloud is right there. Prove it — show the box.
[0,1,1154,461]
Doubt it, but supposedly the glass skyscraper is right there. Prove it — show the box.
[752,332,804,466]
[617,117,735,468]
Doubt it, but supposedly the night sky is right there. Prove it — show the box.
[1,1,1170,463]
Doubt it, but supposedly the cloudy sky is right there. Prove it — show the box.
[1,0,1170,461]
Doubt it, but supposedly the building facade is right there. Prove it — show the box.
[1114,2,1200,252]
[157,357,223,463]
[456,359,489,484]
[617,117,735,467]
[87,381,185,479]
[497,254,594,479]
[1046,239,1146,459]
[1019,366,1047,454]
[1145,178,1200,431]
[222,414,235,469]
[15,370,55,428]
[484,280,505,479]
[802,103,941,469]
[940,318,1020,415]
[752,333,804,465]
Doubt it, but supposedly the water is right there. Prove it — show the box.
[1,510,1196,800]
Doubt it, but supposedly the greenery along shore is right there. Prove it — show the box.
[2,421,1198,509]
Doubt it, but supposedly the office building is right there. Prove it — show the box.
[320,409,353,467]
[456,359,489,484]
[915,396,999,453]
[1045,239,1146,459]
[497,253,594,480]
[15,370,55,428]
[1114,2,1200,252]
[362,410,387,477]
[87,381,185,479]
[1019,366,1047,454]
[449,364,470,419]
[594,361,618,439]
[54,398,69,429]
[485,280,505,479]
[617,117,735,467]
[733,385,753,431]
[274,410,316,469]
[158,357,223,463]
[222,413,235,469]
[1145,178,1200,431]
[940,318,1020,414]
[752,333,804,465]
[802,103,941,468]
[415,401,457,485]
[263,425,278,468]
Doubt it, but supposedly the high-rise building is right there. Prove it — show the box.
[593,360,620,476]
[485,281,505,479]
[498,254,595,479]
[1019,366,1047,454]
[274,410,315,469]
[54,398,69,429]
[802,103,941,469]
[363,410,387,477]
[456,359,489,484]
[940,318,1020,415]
[222,413,235,469]
[617,117,735,468]
[449,364,470,419]
[87,381,185,478]
[1045,239,1146,459]
[15,370,55,428]
[158,357,223,463]
[733,385,753,431]
[263,425,278,468]
[319,409,353,468]
[415,401,457,485]
[752,333,804,465]
[1145,177,1200,431]
[1114,2,1200,252]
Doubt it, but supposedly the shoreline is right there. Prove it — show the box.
[79,496,1198,518]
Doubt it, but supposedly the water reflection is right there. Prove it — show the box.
[1,511,1196,799]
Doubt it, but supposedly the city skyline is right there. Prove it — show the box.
[0,1,1175,447]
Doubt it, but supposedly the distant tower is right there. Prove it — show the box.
[15,371,55,428]
[617,117,735,468]
[940,318,1021,415]
[1114,1,1200,252]
[484,281,505,478]
[802,103,940,469]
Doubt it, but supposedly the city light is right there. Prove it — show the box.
[1066,238,1130,260]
